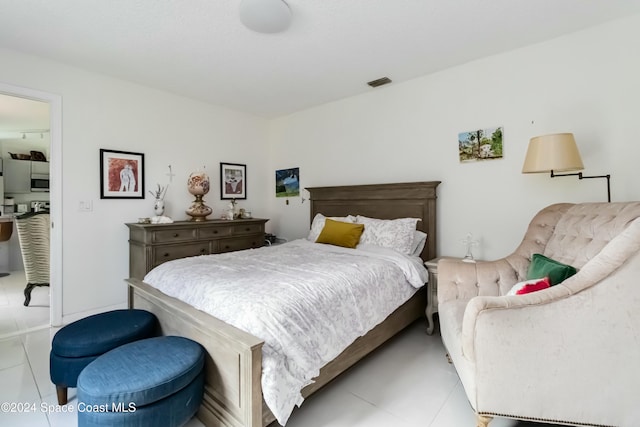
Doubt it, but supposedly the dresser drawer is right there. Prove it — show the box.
[152,242,210,267]
[127,218,269,279]
[218,236,263,253]
[232,223,265,235]
[198,226,233,239]
[152,228,198,243]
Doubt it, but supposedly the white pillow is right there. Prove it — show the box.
[410,231,428,257]
[356,215,420,255]
[307,213,356,242]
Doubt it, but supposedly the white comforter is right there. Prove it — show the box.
[143,239,427,425]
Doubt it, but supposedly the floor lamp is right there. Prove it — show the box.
[522,133,611,202]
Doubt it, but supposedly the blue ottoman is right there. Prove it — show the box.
[77,336,205,427]
[50,309,158,405]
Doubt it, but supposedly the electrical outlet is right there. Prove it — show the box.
[78,200,93,212]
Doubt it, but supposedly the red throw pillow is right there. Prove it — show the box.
[515,277,551,295]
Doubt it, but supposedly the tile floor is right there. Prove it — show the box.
[0,270,50,340]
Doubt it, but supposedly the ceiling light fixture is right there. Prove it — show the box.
[239,0,292,34]
[18,130,50,140]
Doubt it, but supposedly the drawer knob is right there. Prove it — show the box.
[213,230,218,234]
[245,227,251,231]
[200,248,206,253]
[163,253,170,257]
[173,233,179,238]
[225,245,230,249]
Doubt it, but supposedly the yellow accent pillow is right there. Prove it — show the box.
[315,219,365,249]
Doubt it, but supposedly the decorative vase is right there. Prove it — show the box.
[462,232,478,263]
[153,198,165,216]
[185,171,212,221]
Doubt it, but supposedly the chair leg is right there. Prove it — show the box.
[476,414,493,427]
[23,283,36,306]
[56,385,68,405]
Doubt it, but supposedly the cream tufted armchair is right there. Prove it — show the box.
[437,202,640,427]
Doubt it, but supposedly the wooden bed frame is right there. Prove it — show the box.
[127,181,440,427]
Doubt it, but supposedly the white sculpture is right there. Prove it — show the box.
[462,232,479,263]
[226,199,237,220]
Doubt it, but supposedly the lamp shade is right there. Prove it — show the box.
[522,133,585,173]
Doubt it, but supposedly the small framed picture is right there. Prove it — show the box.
[220,162,246,200]
[100,149,145,199]
[275,167,300,197]
[458,126,503,163]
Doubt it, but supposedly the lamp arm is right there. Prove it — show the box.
[549,170,611,203]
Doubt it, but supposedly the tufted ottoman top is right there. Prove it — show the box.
[52,309,158,358]
[77,336,204,408]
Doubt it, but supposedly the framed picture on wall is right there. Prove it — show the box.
[220,162,246,199]
[458,126,503,163]
[100,149,145,199]
[275,167,300,197]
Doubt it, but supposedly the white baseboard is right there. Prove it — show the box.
[60,302,128,326]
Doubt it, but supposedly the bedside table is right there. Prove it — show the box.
[264,237,288,246]
[424,256,470,335]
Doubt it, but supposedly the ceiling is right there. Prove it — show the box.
[1,0,640,126]
[0,94,49,139]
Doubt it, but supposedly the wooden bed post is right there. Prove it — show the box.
[128,279,265,427]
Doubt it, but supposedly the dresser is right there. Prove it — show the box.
[126,218,268,279]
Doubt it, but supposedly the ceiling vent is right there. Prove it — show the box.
[367,77,392,88]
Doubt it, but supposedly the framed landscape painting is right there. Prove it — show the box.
[100,149,144,199]
[275,167,300,197]
[458,126,503,162]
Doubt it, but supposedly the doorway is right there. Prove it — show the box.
[0,82,62,337]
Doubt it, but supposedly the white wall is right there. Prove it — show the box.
[0,47,270,320]
[1,14,638,319]
[268,14,640,261]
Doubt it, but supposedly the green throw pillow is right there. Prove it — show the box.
[527,253,577,286]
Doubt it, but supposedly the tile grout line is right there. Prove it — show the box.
[427,377,463,427]
[21,329,54,426]
[0,323,50,341]
[344,390,414,425]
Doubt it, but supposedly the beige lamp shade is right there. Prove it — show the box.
[522,133,585,173]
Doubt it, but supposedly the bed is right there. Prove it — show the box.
[126,181,440,427]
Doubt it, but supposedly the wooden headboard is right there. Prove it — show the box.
[306,181,440,262]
